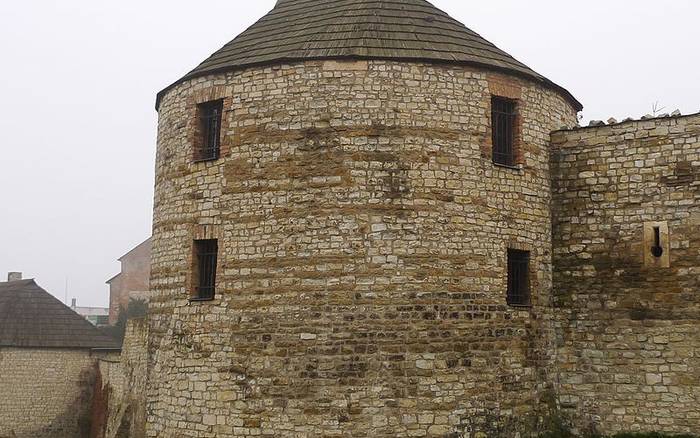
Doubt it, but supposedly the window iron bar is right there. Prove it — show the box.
[507,249,530,306]
[196,101,223,161]
[492,97,517,167]
[195,239,218,300]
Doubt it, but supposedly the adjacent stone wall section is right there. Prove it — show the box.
[551,114,700,435]
[99,319,149,438]
[0,348,97,438]
[148,59,578,437]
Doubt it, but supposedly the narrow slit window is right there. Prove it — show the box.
[643,222,670,268]
[507,249,530,306]
[196,100,223,162]
[651,226,664,258]
[491,97,517,167]
[193,239,218,300]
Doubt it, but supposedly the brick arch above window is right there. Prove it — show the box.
[186,87,234,162]
[485,74,524,168]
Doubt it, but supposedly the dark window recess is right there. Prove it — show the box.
[193,239,218,300]
[491,97,517,166]
[507,249,530,306]
[651,226,664,258]
[196,100,223,161]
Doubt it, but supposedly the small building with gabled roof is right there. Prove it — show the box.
[0,274,120,438]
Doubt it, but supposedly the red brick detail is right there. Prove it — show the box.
[485,74,524,167]
[187,225,223,299]
[186,87,234,161]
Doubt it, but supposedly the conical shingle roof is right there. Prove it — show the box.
[157,0,581,110]
[0,279,121,349]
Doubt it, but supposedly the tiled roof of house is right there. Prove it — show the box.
[0,279,121,349]
[157,0,581,111]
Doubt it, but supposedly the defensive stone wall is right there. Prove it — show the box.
[98,318,149,438]
[551,113,700,434]
[148,59,578,437]
[0,348,97,438]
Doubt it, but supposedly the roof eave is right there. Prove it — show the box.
[155,55,582,112]
[0,343,122,350]
[92,347,123,352]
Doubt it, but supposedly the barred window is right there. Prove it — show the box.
[507,249,530,306]
[193,239,218,300]
[491,97,517,167]
[195,100,223,162]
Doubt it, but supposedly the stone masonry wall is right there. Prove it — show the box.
[0,348,96,438]
[148,59,578,437]
[551,113,700,434]
[99,318,149,438]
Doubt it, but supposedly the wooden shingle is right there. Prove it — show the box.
[0,279,121,349]
[157,0,581,110]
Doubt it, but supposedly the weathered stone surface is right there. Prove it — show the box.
[144,48,700,437]
[0,348,98,438]
[148,59,578,437]
[100,318,148,438]
[551,113,700,435]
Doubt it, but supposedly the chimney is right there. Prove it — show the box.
[71,298,77,308]
[7,272,22,282]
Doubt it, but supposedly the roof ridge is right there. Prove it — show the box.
[268,0,488,43]
[117,236,152,261]
[0,278,36,286]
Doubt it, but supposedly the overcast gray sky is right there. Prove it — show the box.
[0,0,698,307]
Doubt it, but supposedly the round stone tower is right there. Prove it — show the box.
[149,1,581,436]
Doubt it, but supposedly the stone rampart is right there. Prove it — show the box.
[98,318,149,438]
[551,113,700,434]
[0,348,97,438]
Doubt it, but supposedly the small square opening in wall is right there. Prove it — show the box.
[192,239,218,300]
[491,96,518,167]
[643,222,670,268]
[507,249,531,307]
[195,100,223,162]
